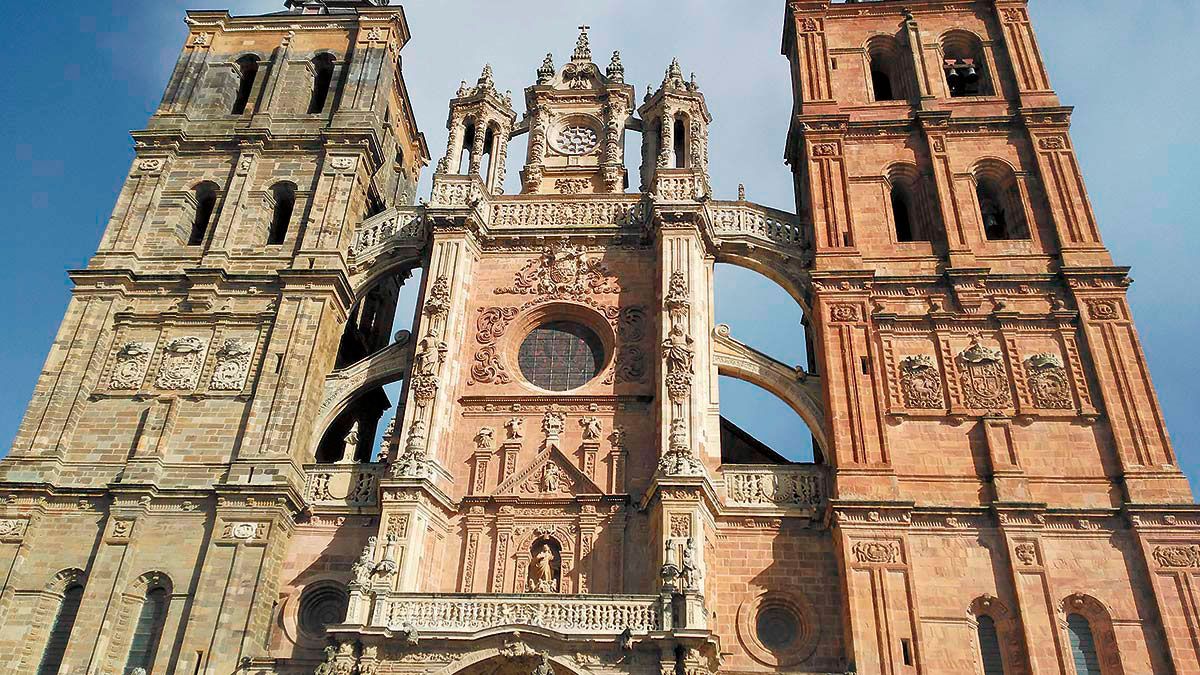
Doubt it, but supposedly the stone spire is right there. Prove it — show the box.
[537,53,555,85]
[572,24,592,62]
[477,63,495,92]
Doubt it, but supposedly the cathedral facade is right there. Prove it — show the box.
[1,1,1197,674]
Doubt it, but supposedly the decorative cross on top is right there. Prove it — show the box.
[573,24,592,62]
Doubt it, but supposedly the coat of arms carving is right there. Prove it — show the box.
[495,241,620,297]
[1025,353,1073,410]
[155,336,207,390]
[898,354,944,409]
[956,339,1011,410]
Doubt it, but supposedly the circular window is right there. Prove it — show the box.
[555,125,599,155]
[298,585,348,639]
[756,605,800,651]
[518,321,605,391]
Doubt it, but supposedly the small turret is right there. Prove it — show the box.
[436,63,516,195]
[638,58,712,198]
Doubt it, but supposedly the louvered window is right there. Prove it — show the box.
[124,588,168,674]
[977,615,1005,675]
[37,584,84,675]
[1068,613,1102,675]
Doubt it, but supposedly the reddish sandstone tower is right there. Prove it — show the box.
[0,1,1196,674]
[781,0,1199,673]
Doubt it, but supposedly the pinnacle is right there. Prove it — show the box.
[606,50,624,82]
[537,53,555,84]
[478,63,494,88]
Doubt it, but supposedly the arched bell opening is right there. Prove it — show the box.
[714,264,825,462]
[314,386,391,463]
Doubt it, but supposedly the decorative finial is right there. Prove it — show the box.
[688,72,699,92]
[456,80,468,98]
[645,84,653,102]
[573,24,592,62]
[537,53,555,84]
[478,63,494,89]
[663,58,686,89]
[606,50,625,83]
[738,183,746,201]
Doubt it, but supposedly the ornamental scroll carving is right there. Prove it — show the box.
[852,541,899,565]
[210,338,253,391]
[1153,545,1200,569]
[956,340,1011,410]
[469,307,519,385]
[1025,353,1073,410]
[899,355,944,409]
[110,341,153,390]
[495,241,620,297]
[154,337,207,390]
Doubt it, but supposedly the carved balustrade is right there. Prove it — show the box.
[303,462,385,509]
[371,593,662,636]
[348,206,428,273]
[488,195,646,230]
[706,200,811,253]
[721,464,826,513]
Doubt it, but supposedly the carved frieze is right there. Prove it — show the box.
[1025,353,1073,410]
[725,469,821,507]
[110,341,153,390]
[210,338,253,391]
[898,355,944,409]
[0,518,28,540]
[852,541,900,565]
[1153,545,1200,569]
[154,336,207,390]
[490,199,644,229]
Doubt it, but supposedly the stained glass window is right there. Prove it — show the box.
[518,321,604,391]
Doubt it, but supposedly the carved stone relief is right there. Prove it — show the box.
[210,338,253,391]
[154,336,207,390]
[956,339,1011,410]
[1025,353,1073,410]
[1153,545,1200,568]
[469,307,519,385]
[852,541,899,565]
[898,354,944,409]
[110,341,153,390]
[495,241,620,297]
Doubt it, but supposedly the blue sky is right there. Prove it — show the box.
[0,2,1196,486]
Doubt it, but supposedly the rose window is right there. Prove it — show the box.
[556,125,599,155]
[518,321,604,391]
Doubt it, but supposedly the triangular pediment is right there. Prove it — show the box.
[493,447,604,497]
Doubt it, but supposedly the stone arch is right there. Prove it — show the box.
[864,33,906,101]
[882,161,938,243]
[1058,593,1125,675]
[712,324,827,454]
[970,158,1031,240]
[710,250,812,317]
[939,28,993,96]
[968,594,1028,675]
[16,568,88,673]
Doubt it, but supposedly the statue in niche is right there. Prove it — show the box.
[532,652,555,675]
[526,542,560,593]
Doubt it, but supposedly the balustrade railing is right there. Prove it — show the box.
[721,465,825,509]
[372,593,661,635]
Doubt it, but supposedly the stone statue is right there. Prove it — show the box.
[532,651,555,675]
[542,463,563,493]
[527,543,559,593]
[580,416,603,441]
[505,417,524,440]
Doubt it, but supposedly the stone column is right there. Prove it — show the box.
[251,31,294,126]
[992,2,1059,108]
[159,31,213,114]
[917,112,977,268]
